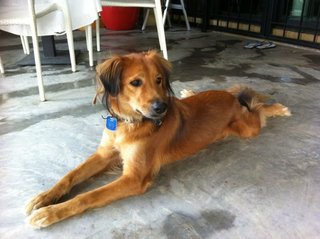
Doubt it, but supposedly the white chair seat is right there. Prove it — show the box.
[0,3,64,36]
[0,1,98,36]
[0,7,29,25]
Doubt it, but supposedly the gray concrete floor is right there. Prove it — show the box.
[0,27,320,239]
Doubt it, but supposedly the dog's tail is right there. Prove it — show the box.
[227,85,268,112]
[228,85,291,128]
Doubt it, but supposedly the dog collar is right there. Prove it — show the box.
[105,116,117,131]
[102,114,162,131]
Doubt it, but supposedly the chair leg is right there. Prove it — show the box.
[28,0,45,101]
[142,9,150,31]
[163,0,170,26]
[0,56,4,74]
[66,30,76,72]
[20,35,30,54]
[180,0,190,30]
[85,25,93,67]
[20,35,27,54]
[29,29,45,101]
[24,36,30,54]
[153,3,168,59]
[33,37,46,101]
[59,1,76,72]
[85,26,89,51]
[96,17,100,52]
[166,9,172,28]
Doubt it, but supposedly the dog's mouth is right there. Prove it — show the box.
[135,109,167,120]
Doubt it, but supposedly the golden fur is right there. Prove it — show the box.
[25,51,291,228]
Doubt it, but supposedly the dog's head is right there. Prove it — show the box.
[94,50,173,122]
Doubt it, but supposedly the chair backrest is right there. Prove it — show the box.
[0,0,31,26]
[0,0,59,36]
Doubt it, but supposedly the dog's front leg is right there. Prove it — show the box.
[25,150,119,215]
[27,174,148,228]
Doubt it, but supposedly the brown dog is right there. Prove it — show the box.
[25,50,291,228]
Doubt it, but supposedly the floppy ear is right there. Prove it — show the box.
[93,56,124,106]
[147,50,174,95]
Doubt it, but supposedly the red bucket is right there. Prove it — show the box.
[100,7,140,30]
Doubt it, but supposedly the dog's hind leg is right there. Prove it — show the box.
[261,103,291,117]
[230,101,291,138]
[234,87,291,128]
[228,110,262,139]
[25,151,120,215]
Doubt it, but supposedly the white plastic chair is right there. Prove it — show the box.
[0,0,97,101]
[97,0,168,59]
[0,0,46,101]
[163,0,190,30]
[0,0,76,101]
[142,0,190,31]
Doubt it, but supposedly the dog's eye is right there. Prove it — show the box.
[156,77,162,85]
[130,79,143,87]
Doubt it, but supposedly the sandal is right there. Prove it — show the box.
[243,41,263,49]
[256,41,276,49]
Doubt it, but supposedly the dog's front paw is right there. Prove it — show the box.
[25,191,56,216]
[180,89,196,98]
[27,205,60,228]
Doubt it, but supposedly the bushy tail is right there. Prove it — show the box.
[227,85,291,128]
[227,85,268,112]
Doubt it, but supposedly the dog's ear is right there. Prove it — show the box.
[147,50,174,95]
[98,56,123,96]
[93,56,124,105]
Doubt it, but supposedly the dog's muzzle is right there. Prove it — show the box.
[151,100,168,116]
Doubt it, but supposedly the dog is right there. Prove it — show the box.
[25,50,291,228]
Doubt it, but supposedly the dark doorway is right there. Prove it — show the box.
[176,0,320,48]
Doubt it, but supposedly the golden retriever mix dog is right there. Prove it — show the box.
[25,50,291,228]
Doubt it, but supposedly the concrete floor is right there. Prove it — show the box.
[0,27,320,239]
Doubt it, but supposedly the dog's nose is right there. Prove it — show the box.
[151,101,168,115]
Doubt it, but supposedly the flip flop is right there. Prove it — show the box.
[256,41,276,49]
[243,41,263,49]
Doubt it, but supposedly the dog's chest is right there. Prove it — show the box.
[113,131,142,159]
[101,125,152,163]
[113,134,126,150]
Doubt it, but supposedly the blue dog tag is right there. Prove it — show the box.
[106,116,117,131]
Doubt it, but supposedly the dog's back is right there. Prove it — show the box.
[157,87,291,166]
